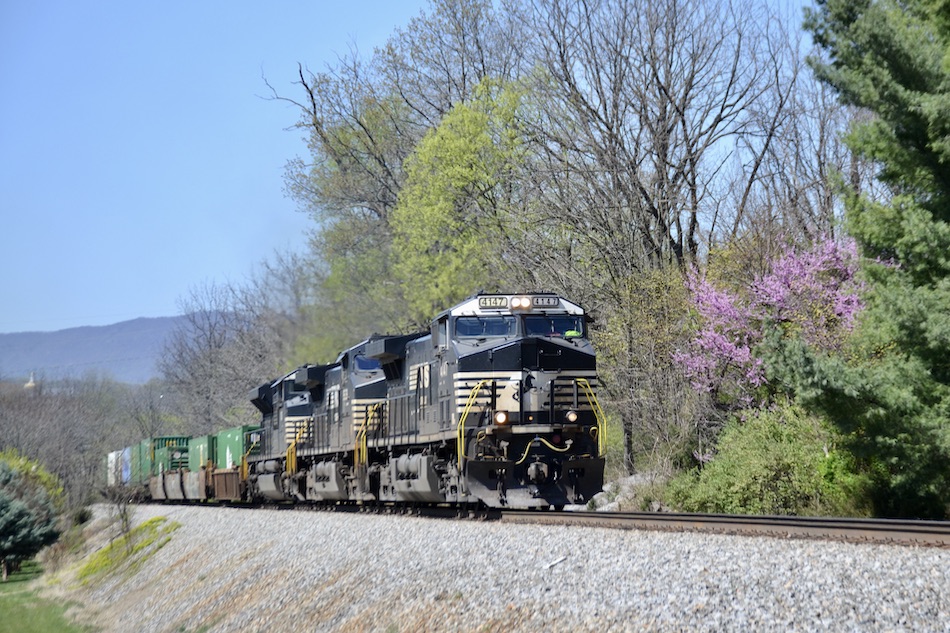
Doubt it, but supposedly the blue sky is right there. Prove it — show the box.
[0,1,426,333]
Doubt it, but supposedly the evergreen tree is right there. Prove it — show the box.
[804,0,950,517]
[0,454,61,580]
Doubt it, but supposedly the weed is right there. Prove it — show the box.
[76,516,181,585]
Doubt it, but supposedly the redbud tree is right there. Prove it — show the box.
[675,237,864,411]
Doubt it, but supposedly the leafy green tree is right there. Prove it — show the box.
[277,0,524,344]
[0,452,62,580]
[804,0,950,517]
[393,80,525,322]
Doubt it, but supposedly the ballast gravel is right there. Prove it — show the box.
[53,504,949,632]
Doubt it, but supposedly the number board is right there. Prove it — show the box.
[478,296,509,309]
[532,296,560,308]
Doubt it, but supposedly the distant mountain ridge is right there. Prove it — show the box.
[0,316,186,384]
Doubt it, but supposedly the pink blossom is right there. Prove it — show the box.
[675,237,864,409]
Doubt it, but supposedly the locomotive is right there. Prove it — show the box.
[108,293,606,510]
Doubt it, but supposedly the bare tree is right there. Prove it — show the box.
[0,375,134,507]
[518,0,793,271]
[160,254,322,435]
[271,0,528,339]
[161,282,256,435]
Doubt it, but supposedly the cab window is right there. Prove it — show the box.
[524,315,585,338]
[354,354,381,371]
[454,316,517,338]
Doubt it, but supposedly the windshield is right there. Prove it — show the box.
[455,316,517,339]
[524,315,585,338]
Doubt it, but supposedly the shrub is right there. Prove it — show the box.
[666,403,871,517]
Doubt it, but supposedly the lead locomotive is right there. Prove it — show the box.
[248,293,605,509]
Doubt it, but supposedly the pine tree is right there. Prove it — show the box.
[0,456,61,580]
[805,0,950,517]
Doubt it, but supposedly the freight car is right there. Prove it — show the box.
[107,293,606,510]
[106,427,259,502]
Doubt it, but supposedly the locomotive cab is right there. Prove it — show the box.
[443,294,606,508]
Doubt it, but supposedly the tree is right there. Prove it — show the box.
[275,0,862,480]
[392,79,527,322]
[675,237,864,411]
[518,0,796,271]
[160,253,322,435]
[0,452,62,581]
[0,376,133,508]
[160,282,252,435]
[670,236,865,503]
[502,0,811,475]
[275,0,526,343]
[804,0,950,517]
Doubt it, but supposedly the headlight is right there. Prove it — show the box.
[510,296,531,309]
[494,411,509,425]
[565,410,579,423]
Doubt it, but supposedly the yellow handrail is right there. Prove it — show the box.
[240,439,259,481]
[355,403,381,469]
[576,378,607,457]
[456,380,489,470]
[286,426,306,476]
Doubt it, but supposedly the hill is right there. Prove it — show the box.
[0,316,184,384]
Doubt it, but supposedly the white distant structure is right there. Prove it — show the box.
[24,372,35,389]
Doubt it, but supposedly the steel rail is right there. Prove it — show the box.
[498,510,950,548]
[149,498,950,547]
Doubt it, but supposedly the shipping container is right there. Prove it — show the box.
[216,425,261,469]
[153,436,189,472]
[188,435,216,472]
[130,439,152,486]
[105,448,133,486]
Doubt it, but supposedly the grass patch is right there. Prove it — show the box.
[0,561,92,633]
[76,516,181,585]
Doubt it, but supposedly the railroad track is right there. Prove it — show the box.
[499,509,950,548]
[157,499,950,547]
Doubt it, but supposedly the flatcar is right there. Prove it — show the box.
[108,293,606,510]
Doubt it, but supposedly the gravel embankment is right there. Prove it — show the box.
[48,504,949,632]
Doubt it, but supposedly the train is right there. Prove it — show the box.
[107,293,606,510]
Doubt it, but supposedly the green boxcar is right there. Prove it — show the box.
[153,436,189,472]
[216,425,260,469]
[130,439,152,486]
[188,435,216,471]
[129,436,190,484]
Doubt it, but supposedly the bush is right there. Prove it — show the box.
[666,403,871,517]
